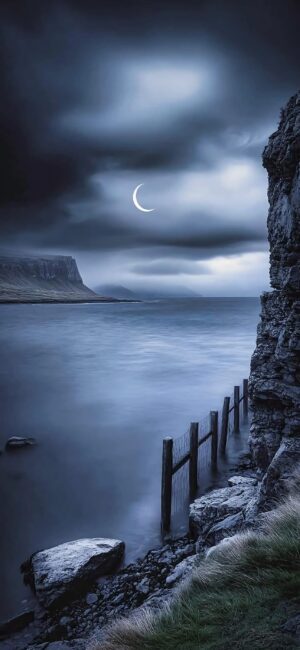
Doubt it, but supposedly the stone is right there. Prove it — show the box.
[206,511,244,544]
[59,616,72,627]
[22,538,124,608]
[5,436,37,450]
[111,593,124,606]
[165,556,198,586]
[0,610,34,639]
[249,91,300,505]
[136,578,150,595]
[228,475,257,487]
[85,593,98,606]
[189,483,258,541]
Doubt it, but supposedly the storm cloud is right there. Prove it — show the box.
[1,0,300,294]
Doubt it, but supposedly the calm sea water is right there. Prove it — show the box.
[0,298,260,619]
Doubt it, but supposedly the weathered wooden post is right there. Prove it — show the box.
[161,437,173,533]
[234,385,240,433]
[189,422,199,498]
[220,396,230,454]
[210,411,218,469]
[243,378,249,418]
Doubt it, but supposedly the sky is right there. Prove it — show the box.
[1,0,300,296]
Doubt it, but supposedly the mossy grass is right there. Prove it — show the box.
[93,496,300,650]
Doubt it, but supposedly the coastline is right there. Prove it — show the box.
[0,298,141,304]
[0,452,255,650]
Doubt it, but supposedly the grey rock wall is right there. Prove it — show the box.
[249,91,300,506]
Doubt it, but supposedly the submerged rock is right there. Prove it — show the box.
[5,436,37,450]
[189,482,258,542]
[0,610,34,639]
[22,538,125,609]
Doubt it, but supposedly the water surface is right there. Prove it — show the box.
[0,298,260,618]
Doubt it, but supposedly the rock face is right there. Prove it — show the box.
[5,436,37,450]
[249,91,300,505]
[22,538,125,609]
[0,255,115,303]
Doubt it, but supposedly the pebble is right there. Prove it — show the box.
[136,578,150,595]
[85,593,98,606]
[112,593,124,605]
[59,616,72,627]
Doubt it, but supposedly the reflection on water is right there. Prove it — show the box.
[0,298,259,618]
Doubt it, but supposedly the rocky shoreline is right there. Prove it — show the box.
[0,453,257,650]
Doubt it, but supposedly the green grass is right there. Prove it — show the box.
[93,496,300,650]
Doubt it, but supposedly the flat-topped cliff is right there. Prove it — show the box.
[0,254,115,303]
[249,91,300,505]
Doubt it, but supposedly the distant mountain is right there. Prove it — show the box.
[0,255,118,303]
[137,286,202,299]
[94,284,202,300]
[95,284,138,300]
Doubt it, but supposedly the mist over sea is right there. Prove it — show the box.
[0,298,260,618]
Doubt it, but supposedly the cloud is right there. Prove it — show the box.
[132,258,212,276]
[0,0,299,294]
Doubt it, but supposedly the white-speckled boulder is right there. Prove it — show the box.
[22,538,125,609]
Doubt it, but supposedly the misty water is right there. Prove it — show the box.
[0,298,260,619]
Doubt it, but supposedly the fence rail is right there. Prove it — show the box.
[161,378,249,533]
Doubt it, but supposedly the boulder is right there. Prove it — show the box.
[5,436,37,450]
[22,538,124,609]
[189,483,258,542]
[228,475,257,487]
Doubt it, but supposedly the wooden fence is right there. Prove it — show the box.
[161,378,249,533]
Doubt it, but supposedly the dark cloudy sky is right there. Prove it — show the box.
[1,0,300,295]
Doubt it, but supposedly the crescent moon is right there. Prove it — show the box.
[132,184,155,212]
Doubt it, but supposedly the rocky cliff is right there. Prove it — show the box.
[0,255,115,303]
[249,91,300,506]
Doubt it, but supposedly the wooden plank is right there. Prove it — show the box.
[220,396,230,454]
[189,422,199,498]
[198,430,212,446]
[210,411,218,469]
[161,437,173,533]
[172,451,190,474]
[243,378,249,418]
[234,385,240,433]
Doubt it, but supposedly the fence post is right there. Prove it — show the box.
[220,396,230,454]
[161,437,173,533]
[243,378,249,418]
[210,411,218,469]
[234,385,240,433]
[189,422,199,498]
